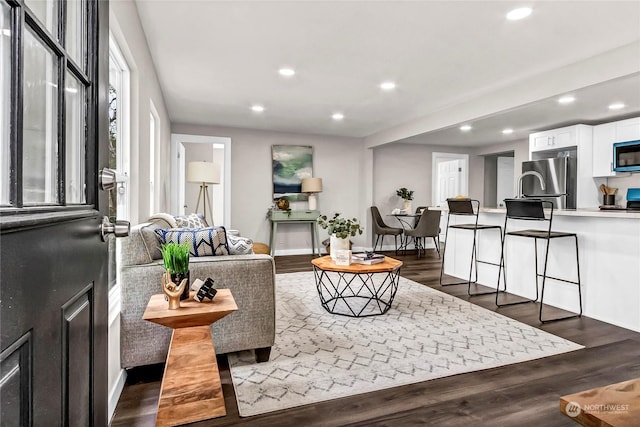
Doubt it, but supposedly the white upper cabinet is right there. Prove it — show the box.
[529,124,590,153]
[592,117,640,177]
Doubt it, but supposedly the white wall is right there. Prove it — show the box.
[108,0,172,421]
[172,123,366,252]
[110,0,171,224]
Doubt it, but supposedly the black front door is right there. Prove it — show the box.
[1,1,110,425]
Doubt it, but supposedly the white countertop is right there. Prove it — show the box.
[479,207,640,219]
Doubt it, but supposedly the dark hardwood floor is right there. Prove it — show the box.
[111,250,640,426]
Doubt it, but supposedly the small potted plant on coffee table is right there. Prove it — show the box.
[160,242,191,300]
[317,212,363,259]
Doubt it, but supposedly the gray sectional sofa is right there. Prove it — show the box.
[119,216,276,369]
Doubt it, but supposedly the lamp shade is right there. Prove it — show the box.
[187,161,221,184]
[301,177,322,193]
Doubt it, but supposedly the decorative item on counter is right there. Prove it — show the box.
[317,212,363,260]
[396,187,414,213]
[160,242,191,300]
[191,277,218,302]
[599,184,617,206]
[161,270,188,310]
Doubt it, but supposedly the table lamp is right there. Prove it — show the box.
[301,177,322,210]
[187,161,221,222]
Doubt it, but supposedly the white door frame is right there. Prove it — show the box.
[170,133,231,227]
[431,152,469,206]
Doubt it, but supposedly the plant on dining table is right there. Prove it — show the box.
[396,187,414,201]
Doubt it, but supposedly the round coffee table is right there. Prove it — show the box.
[311,255,403,317]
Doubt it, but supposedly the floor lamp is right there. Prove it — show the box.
[187,161,221,223]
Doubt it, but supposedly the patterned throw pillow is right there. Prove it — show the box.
[155,226,229,257]
[175,213,208,228]
[227,234,254,255]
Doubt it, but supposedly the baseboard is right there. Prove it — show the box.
[108,368,127,423]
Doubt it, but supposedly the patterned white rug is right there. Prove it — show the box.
[228,272,583,417]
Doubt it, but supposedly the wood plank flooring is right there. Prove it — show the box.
[111,250,640,426]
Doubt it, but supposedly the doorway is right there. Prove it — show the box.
[432,152,469,207]
[170,134,231,227]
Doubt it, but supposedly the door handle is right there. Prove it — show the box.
[99,168,117,191]
[101,216,130,241]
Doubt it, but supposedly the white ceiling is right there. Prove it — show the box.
[134,0,640,146]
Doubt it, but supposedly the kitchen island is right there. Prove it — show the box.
[442,208,640,331]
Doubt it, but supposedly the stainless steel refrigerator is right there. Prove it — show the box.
[521,157,576,209]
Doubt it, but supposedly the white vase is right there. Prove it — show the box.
[330,235,350,260]
[402,200,412,213]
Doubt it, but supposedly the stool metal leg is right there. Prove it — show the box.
[539,234,582,323]
[496,226,536,308]
[468,227,504,296]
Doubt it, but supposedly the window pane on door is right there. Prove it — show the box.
[24,0,57,38]
[23,27,58,204]
[65,72,86,204]
[0,1,10,205]
[66,0,86,70]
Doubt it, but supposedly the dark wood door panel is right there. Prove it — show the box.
[1,216,108,425]
[63,284,93,427]
[0,332,32,426]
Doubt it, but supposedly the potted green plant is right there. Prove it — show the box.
[160,242,191,300]
[396,187,414,213]
[317,212,363,259]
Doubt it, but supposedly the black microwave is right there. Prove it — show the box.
[613,140,640,172]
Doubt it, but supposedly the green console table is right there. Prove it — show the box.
[268,210,321,257]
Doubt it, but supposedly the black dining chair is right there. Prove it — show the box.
[496,198,582,323]
[370,206,403,254]
[404,209,441,258]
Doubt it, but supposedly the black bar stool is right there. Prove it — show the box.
[496,199,582,322]
[439,198,504,296]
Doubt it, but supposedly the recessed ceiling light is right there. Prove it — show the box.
[609,103,625,110]
[251,105,265,113]
[460,125,472,131]
[380,81,396,90]
[506,7,532,20]
[278,67,295,77]
[558,96,575,104]
[502,128,514,135]
[332,113,344,121]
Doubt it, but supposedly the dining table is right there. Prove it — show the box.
[387,212,422,252]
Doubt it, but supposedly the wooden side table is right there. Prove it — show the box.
[143,289,237,427]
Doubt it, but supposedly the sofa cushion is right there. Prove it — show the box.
[227,234,254,255]
[175,213,208,228]
[155,226,230,257]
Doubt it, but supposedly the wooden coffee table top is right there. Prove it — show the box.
[143,289,237,329]
[560,377,640,426]
[312,255,402,273]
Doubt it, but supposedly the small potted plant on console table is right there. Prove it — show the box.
[317,212,363,259]
[160,242,191,300]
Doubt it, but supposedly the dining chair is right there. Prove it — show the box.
[413,206,428,227]
[370,206,403,254]
[404,209,441,258]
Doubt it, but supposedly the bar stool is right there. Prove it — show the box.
[439,198,504,296]
[496,199,582,323]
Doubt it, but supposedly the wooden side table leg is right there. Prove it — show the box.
[155,325,226,427]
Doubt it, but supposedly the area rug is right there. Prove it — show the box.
[228,272,583,417]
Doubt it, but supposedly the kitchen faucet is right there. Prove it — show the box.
[516,171,545,198]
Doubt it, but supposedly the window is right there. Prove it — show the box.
[0,1,10,205]
[149,102,159,215]
[1,0,92,211]
[108,34,131,290]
